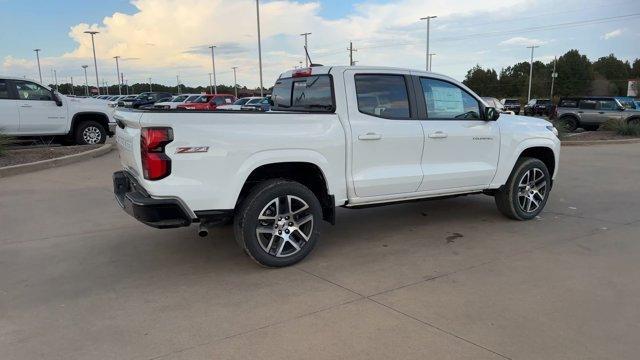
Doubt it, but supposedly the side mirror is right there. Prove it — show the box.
[53,92,63,107]
[485,107,500,121]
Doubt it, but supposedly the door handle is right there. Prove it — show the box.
[598,111,605,114]
[358,132,382,140]
[428,131,448,139]
[577,111,583,113]
[20,104,32,108]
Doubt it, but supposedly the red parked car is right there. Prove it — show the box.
[176,94,236,110]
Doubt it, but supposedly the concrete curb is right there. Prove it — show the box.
[562,138,640,146]
[0,143,113,178]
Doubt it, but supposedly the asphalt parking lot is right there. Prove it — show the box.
[1,144,640,360]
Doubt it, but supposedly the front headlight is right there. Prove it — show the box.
[546,125,559,136]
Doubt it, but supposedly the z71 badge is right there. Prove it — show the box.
[175,146,209,154]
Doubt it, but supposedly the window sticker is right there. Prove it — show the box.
[431,86,463,114]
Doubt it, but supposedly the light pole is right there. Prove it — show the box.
[256,0,264,97]
[420,16,437,71]
[232,66,238,98]
[300,32,311,67]
[428,53,436,71]
[208,73,213,94]
[348,41,357,66]
[526,45,540,102]
[550,56,558,99]
[176,75,181,94]
[82,65,89,96]
[114,56,121,95]
[209,45,217,94]
[84,30,100,95]
[33,49,43,83]
[70,76,74,95]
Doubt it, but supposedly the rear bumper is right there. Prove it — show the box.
[113,171,193,229]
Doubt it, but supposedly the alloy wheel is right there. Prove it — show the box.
[517,167,547,213]
[255,195,314,257]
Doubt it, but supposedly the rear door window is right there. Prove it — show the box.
[272,75,334,112]
[579,100,597,110]
[355,74,410,119]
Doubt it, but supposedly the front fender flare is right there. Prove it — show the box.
[490,137,559,188]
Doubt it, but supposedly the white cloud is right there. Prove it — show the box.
[602,29,622,40]
[499,37,546,47]
[3,0,530,87]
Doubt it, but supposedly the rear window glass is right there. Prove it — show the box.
[559,99,578,107]
[504,99,519,105]
[0,79,11,99]
[272,75,334,112]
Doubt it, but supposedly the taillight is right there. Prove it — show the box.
[141,127,173,180]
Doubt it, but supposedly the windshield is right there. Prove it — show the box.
[193,96,211,103]
[272,75,334,112]
[234,98,251,105]
[504,99,519,105]
[171,95,188,102]
[616,98,635,109]
[135,92,151,100]
[246,98,262,105]
[538,99,551,105]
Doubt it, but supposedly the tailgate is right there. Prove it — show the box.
[114,110,143,179]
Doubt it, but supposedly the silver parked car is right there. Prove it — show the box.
[555,97,640,131]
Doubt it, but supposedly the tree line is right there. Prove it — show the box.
[462,50,640,102]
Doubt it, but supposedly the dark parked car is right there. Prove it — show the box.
[524,98,552,116]
[118,92,173,109]
[241,96,272,111]
[555,96,640,131]
[500,98,521,114]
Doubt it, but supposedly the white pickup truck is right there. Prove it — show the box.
[113,66,560,267]
[0,76,115,145]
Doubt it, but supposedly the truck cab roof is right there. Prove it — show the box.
[277,66,458,83]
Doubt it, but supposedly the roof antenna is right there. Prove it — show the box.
[304,45,322,67]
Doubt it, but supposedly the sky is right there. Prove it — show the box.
[1,0,639,89]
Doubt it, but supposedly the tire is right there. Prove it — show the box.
[234,179,322,267]
[558,116,578,132]
[495,157,551,220]
[628,117,640,125]
[75,121,106,145]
